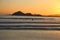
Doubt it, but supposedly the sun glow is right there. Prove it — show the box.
[0,0,60,16]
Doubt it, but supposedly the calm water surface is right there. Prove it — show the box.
[0,30,60,40]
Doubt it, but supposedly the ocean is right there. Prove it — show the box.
[0,16,60,29]
[0,16,60,40]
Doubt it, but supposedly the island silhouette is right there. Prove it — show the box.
[12,11,42,16]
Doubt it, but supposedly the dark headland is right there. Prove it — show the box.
[12,11,42,16]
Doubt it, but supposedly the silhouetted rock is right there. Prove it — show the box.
[33,14,42,16]
[12,11,42,16]
[12,11,25,16]
[25,13,33,16]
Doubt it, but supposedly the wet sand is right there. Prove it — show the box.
[0,30,60,40]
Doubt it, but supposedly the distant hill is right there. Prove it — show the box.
[12,11,42,16]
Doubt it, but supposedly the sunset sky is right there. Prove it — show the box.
[0,0,60,15]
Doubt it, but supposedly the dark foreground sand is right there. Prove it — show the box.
[0,30,60,40]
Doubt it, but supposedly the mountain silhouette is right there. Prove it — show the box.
[12,11,42,16]
[25,13,33,16]
[12,11,25,16]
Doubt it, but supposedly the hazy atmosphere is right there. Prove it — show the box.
[0,0,60,40]
[0,0,60,16]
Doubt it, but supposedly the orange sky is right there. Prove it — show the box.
[0,0,60,15]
